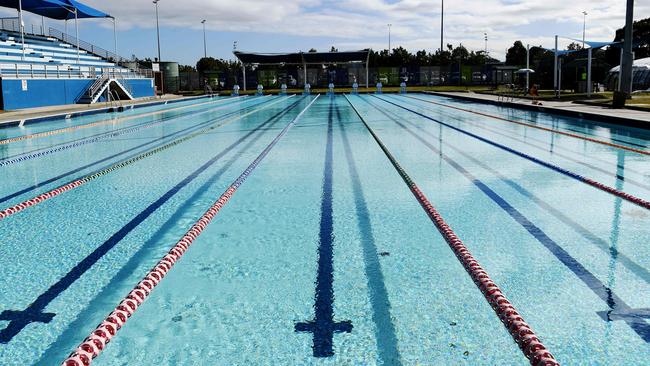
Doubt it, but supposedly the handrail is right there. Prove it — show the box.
[0,63,153,79]
[0,18,153,79]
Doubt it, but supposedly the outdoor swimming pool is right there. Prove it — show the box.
[0,93,649,365]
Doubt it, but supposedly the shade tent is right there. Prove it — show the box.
[0,0,115,64]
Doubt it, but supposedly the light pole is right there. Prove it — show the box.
[616,0,634,106]
[387,23,392,52]
[440,0,444,53]
[153,0,161,62]
[201,19,207,58]
[582,11,588,49]
[484,33,488,56]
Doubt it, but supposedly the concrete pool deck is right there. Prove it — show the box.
[424,91,650,129]
[0,94,210,128]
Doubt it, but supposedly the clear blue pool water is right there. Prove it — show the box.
[0,94,649,365]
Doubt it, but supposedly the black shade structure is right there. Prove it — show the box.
[233,49,371,90]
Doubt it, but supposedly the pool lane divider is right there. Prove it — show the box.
[392,96,650,193]
[0,96,258,167]
[0,96,245,146]
[0,98,274,206]
[344,94,559,366]
[375,96,650,211]
[405,95,650,156]
[0,96,291,220]
[0,98,305,345]
[60,95,319,366]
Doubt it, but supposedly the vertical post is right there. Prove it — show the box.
[558,57,563,98]
[201,20,207,58]
[582,11,588,49]
[154,0,162,62]
[303,61,307,87]
[242,65,247,91]
[387,23,392,51]
[587,47,592,97]
[618,48,623,91]
[64,19,67,35]
[75,9,80,65]
[619,0,634,97]
[18,1,25,61]
[366,51,370,89]
[526,44,530,91]
[41,16,45,35]
[554,35,558,98]
[440,0,444,54]
[112,18,118,64]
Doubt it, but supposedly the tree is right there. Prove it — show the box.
[308,48,317,53]
[196,57,220,74]
[179,64,195,72]
[567,42,583,51]
[605,17,650,65]
[506,41,527,66]
[330,46,338,52]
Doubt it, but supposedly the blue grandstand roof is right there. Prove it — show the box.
[0,0,110,20]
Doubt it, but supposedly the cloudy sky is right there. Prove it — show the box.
[3,0,649,65]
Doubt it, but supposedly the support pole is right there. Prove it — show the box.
[554,35,558,98]
[112,18,118,64]
[366,51,370,89]
[587,47,592,97]
[303,62,307,87]
[619,0,634,97]
[75,9,80,65]
[526,44,530,91]
[18,1,25,61]
[242,65,246,91]
[618,48,623,91]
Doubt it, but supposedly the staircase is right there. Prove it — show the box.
[78,74,134,104]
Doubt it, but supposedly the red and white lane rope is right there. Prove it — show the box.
[344,94,559,366]
[406,95,650,156]
[0,96,287,220]
[60,95,319,366]
[0,96,242,146]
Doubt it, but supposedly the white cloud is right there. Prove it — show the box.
[3,0,649,60]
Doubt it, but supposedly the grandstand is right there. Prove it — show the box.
[0,2,154,111]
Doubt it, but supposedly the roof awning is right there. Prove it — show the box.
[0,0,111,19]
[233,49,370,65]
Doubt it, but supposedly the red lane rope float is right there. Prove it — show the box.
[0,96,291,220]
[344,94,559,366]
[60,95,319,366]
[0,96,242,146]
[406,95,650,156]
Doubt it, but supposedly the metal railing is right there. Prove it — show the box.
[0,17,152,79]
[0,63,153,79]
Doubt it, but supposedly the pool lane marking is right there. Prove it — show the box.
[0,97,260,167]
[0,97,306,345]
[0,97,252,163]
[344,94,560,366]
[376,100,650,286]
[0,96,242,146]
[0,97,278,206]
[364,97,650,343]
[405,95,650,156]
[335,103,402,364]
[0,96,292,220]
[32,100,306,365]
[60,95,319,366]
[391,95,650,192]
[295,100,353,357]
[375,96,650,211]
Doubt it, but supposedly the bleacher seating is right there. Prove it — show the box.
[0,30,119,75]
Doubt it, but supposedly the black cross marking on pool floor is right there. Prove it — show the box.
[295,100,352,357]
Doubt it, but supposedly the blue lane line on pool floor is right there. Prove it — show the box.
[362,97,650,343]
[377,98,650,286]
[376,96,650,210]
[0,99,302,344]
[32,98,304,365]
[336,102,402,365]
[391,96,650,193]
[0,98,273,206]
[295,99,353,357]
